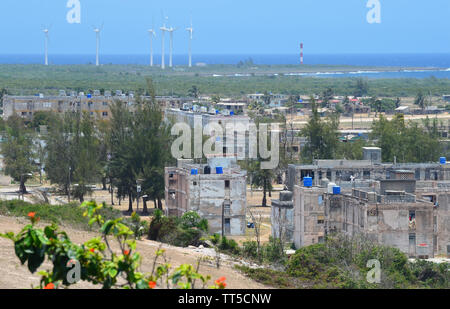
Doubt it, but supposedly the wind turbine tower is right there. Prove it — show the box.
[167,26,176,68]
[186,19,193,67]
[148,28,156,67]
[160,17,169,69]
[43,28,49,66]
[94,25,103,66]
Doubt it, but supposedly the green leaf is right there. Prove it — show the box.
[101,220,114,235]
[27,248,45,273]
[108,268,118,278]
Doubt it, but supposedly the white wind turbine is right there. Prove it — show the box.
[42,27,50,66]
[148,24,156,67]
[186,18,194,68]
[167,26,177,68]
[160,16,169,69]
[93,24,104,66]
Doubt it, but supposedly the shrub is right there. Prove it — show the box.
[261,237,287,264]
[218,236,240,255]
[180,211,209,232]
[180,211,202,229]
[122,212,149,240]
[149,211,207,248]
[242,241,258,259]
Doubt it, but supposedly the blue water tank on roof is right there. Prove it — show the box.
[440,157,446,164]
[191,169,198,175]
[303,177,312,187]
[333,186,341,195]
[216,167,223,174]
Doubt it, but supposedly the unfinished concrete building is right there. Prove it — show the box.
[415,181,450,258]
[287,147,450,191]
[288,173,449,258]
[165,157,247,236]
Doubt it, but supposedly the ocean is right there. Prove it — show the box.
[0,53,450,79]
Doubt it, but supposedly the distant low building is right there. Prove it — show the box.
[395,106,410,114]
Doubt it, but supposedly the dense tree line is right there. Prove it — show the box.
[0,79,174,213]
[371,114,443,163]
[299,99,444,164]
[1,65,450,98]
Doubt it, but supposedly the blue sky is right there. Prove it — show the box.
[0,0,449,55]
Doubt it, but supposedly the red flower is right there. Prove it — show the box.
[123,250,130,256]
[215,277,226,289]
[148,281,156,289]
[44,283,55,289]
[89,248,95,253]
[28,212,36,219]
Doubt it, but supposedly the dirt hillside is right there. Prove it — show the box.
[0,215,268,289]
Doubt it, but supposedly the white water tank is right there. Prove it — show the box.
[327,182,337,194]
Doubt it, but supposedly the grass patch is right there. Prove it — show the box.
[0,199,122,230]
[234,265,303,289]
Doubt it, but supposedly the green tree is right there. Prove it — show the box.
[300,98,340,162]
[243,158,274,208]
[370,114,442,163]
[71,112,102,202]
[132,93,174,213]
[1,115,36,193]
[188,85,199,98]
[45,112,102,202]
[109,100,136,212]
[29,111,57,131]
[321,87,334,108]
[414,90,428,111]
[354,78,369,97]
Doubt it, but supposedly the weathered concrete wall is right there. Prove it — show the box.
[271,203,294,242]
[380,180,416,194]
[436,193,450,257]
[293,186,326,248]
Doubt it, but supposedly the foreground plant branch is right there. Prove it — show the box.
[0,201,226,290]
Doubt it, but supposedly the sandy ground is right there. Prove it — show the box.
[0,215,268,289]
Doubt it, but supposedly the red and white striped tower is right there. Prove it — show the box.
[300,42,304,64]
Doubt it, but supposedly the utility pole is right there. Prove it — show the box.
[136,180,142,211]
[221,202,225,236]
[68,167,71,203]
[352,101,355,130]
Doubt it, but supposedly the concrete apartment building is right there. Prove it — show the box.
[2,92,189,120]
[287,147,450,191]
[274,147,450,257]
[165,157,247,236]
[2,91,132,120]
[290,177,443,258]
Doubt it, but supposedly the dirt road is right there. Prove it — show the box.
[0,215,268,289]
